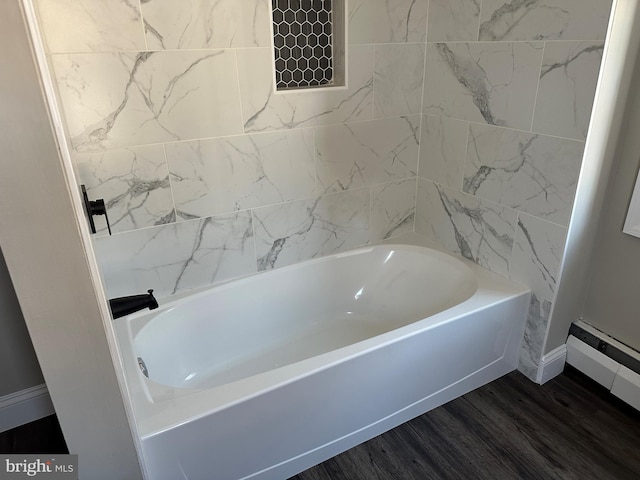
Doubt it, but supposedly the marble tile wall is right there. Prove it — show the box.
[415,0,612,379]
[35,0,425,298]
[36,0,612,379]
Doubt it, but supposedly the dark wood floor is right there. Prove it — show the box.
[0,414,67,454]
[2,367,639,480]
[291,366,640,480]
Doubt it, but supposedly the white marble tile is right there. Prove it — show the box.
[166,130,316,219]
[517,355,539,382]
[237,46,374,133]
[510,213,567,302]
[141,0,271,49]
[314,116,420,194]
[374,43,425,118]
[370,178,416,241]
[423,42,544,131]
[505,208,568,372]
[35,0,146,53]
[253,189,370,270]
[479,0,613,41]
[419,115,469,190]
[75,145,175,234]
[532,41,605,140]
[463,124,584,226]
[93,212,255,298]
[51,50,244,151]
[427,0,481,42]
[519,293,552,373]
[348,0,428,44]
[415,178,517,277]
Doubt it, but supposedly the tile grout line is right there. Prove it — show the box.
[137,0,148,52]
[162,142,178,224]
[476,0,483,42]
[529,41,547,133]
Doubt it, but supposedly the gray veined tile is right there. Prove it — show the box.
[510,213,567,302]
[479,0,613,42]
[511,212,567,370]
[253,189,370,271]
[166,130,316,219]
[75,145,175,234]
[463,124,584,226]
[348,0,429,44]
[419,115,469,190]
[35,0,146,53]
[416,178,517,277]
[423,42,544,131]
[314,116,420,194]
[370,179,416,242]
[532,41,605,140]
[374,44,425,118]
[517,354,539,382]
[141,0,271,49]
[237,46,374,133]
[93,212,255,298]
[519,293,552,372]
[427,0,481,42]
[51,50,244,151]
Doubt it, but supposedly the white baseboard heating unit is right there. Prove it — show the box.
[567,320,640,411]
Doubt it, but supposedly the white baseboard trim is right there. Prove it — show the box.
[0,384,55,433]
[536,344,567,384]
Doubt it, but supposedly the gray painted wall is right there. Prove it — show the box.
[0,246,44,397]
[581,51,640,351]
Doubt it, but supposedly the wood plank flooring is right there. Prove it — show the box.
[2,367,639,479]
[0,414,67,454]
[290,366,640,480]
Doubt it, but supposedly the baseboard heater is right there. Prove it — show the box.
[567,320,640,411]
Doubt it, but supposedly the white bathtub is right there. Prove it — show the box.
[115,239,530,480]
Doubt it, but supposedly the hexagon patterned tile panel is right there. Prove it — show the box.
[272,0,334,90]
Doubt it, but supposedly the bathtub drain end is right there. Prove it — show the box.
[138,357,149,378]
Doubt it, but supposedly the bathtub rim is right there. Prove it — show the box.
[114,234,530,439]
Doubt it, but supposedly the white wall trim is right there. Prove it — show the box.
[19,1,147,478]
[622,168,640,238]
[0,384,54,434]
[536,344,567,384]
[0,2,143,477]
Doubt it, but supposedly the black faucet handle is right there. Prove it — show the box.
[90,198,112,235]
[81,185,112,235]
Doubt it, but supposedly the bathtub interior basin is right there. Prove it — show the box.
[134,245,478,391]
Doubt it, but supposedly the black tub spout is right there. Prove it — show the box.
[109,289,159,319]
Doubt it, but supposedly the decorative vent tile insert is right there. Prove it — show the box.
[271,0,344,91]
